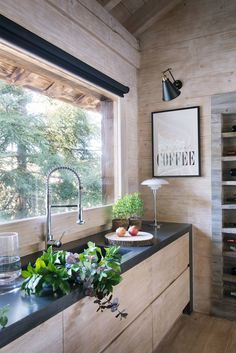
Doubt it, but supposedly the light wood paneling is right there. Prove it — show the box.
[102,306,152,353]
[48,0,140,66]
[123,0,182,36]
[152,268,190,351]
[79,0,139,49]
[1,313,63,353]
[138,0,236,314]
[151,233,189,301]
[0,206,112,256]
[63,257,152,353]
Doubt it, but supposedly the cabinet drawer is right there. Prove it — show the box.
[152,268,190,351]
[151,233,189,300]
[1,313,63,353]
[63,257,152,353]
[102,306,152,353]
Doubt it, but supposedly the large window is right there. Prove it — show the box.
[0,79,114,222]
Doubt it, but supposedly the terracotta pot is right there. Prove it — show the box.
[129,217,142,230]
[112,219,129,231]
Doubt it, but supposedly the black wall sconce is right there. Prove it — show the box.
[162,68,183,101]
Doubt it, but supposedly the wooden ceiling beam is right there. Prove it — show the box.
[104,0,122,12]
[123,0,183,36]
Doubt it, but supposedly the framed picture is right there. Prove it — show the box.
[152,106,200,177]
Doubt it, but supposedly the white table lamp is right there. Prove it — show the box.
[141,178,168,228]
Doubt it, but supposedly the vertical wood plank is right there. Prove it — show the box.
[102,306,152,353]
[63,258,152,353]
[152,269,190,351]
[1,313,63,353]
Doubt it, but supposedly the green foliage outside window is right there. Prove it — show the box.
[0,80,105,222]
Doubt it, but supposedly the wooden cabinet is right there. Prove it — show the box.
[1,313,63,353]
[63,257,152,353]
[2,232,191,353]
[151,233,189,301]
[152,269,190,351]
[63,233,190,353]
[103,306,153,353]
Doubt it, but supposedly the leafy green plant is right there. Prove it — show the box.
[21,248,71,296]
[21,243,127,319]
[0,305,9,329]
[112,193,144,219]
[112,197,130,219]
[126,193,144,218]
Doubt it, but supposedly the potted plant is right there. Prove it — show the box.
[126,193,144,230]
[112,193,144,231]
[112,197,130,231]
[21,243,127,320]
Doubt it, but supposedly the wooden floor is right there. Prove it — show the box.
[155,313,236,353]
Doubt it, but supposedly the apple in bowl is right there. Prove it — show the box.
[128,225,139,236]
[116,227,127,237]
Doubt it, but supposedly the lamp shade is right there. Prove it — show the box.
[162,77,181,101]
[141,178,169,190]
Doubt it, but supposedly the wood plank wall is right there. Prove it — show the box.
[0,0,140,254]
[138,0,236,313]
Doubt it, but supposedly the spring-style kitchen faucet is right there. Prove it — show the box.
[45,166,84,249]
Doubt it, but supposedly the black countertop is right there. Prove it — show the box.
[0,221,191,348]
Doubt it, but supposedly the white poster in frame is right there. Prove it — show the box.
[152,106,200,177]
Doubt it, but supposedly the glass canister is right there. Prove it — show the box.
[0,232,21,285]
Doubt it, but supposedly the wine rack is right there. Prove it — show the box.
[222,117,236,302]
[211,92,236,320]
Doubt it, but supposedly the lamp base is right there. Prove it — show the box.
[149,222,161,229]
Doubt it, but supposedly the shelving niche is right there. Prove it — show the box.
[212,92,236,319]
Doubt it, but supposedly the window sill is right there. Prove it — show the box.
[0,205,113,256]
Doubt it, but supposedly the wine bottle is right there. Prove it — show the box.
[230,169,236,176]
[231,267,236,275]
[226,197,236,203]
[226,151,236,156]
[232,125,236,131]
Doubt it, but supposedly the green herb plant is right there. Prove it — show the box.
[112,197,130,219]
[0,305,9,329]
[112,193,144,219]
[126,192,144,218]
[21,248,70,296]
[21,242,127,319]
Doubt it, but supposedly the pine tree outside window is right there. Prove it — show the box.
[0,80,114,223]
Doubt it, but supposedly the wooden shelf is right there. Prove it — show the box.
[222,228,236,234]
[222,181,236,186]
[222,132,236,138]
[223,274,236,283]
[222,156,236,162]
[222,204,236,209]
[223,251,236,258]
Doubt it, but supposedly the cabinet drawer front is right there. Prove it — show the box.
[63,258,152,353]
[1,313,63,353]
[102,306,152,353]
[152,233,189,300]
[152,268,190,351]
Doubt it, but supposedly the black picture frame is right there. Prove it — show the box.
[152,106,201,177]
